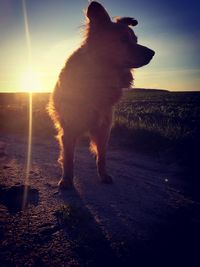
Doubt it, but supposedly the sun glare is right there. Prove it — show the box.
[21,70,42,92]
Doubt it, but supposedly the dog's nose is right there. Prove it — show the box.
[146,49,155,61]
[147,48,155,58]
[150,49,155,57]
[143,47,155,59]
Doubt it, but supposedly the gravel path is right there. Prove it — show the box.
[0,135,200,266]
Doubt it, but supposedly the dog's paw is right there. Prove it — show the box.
[100,174,113,184]
[58,179,74,190]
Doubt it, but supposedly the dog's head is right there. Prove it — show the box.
[86,1,155,68]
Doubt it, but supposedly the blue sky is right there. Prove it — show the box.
[0,0,199,92]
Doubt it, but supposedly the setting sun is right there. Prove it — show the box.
[21,70,43,92]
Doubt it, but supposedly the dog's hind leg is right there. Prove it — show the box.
[90,115,113,184]
[58,129,77,189]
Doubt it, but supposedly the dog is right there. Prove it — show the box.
[48,1,155,189]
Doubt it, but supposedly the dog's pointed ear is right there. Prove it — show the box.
[87,1,111,25]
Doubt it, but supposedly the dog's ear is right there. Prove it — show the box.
[116,17,138,27]
[87,1,111,25]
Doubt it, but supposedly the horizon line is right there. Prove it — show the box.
[0,88,200,93]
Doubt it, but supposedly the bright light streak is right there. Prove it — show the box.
[22,0,32,67]
[22,0,33,209]
[23,92,32,209]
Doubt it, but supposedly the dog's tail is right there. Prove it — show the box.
[47,95,63,165]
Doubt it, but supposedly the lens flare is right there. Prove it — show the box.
[22,0,32,67]
[22,0,33,209]
[23,92,32,209]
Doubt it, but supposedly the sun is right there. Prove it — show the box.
[21,70,43,92]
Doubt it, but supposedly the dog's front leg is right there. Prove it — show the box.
[90,114,113,184]
[58,132,76,189]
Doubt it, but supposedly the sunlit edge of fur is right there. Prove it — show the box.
[46,95,64,165]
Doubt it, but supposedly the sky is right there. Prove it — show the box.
[0,0,199,92]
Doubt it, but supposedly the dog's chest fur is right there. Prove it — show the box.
[57,47,133,107]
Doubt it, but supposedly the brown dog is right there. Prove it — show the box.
[48,1,154,189]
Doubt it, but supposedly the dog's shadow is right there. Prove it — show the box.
[54,142,200,267]
[57,187,121,267]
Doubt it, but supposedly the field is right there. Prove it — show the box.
[1,89,200,154]
[116,89,200,142]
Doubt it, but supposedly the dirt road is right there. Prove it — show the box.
[0,135,200,266]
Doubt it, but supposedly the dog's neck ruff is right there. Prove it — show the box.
[60,49,133,92]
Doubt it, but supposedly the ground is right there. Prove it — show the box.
[0,134,200,266]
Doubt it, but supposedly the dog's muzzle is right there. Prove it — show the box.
[132,44,155,68]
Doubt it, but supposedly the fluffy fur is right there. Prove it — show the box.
[48,1,154,189]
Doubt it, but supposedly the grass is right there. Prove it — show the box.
[1,90,200,157]
[110,90,200,155]
[114,90,200,140]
